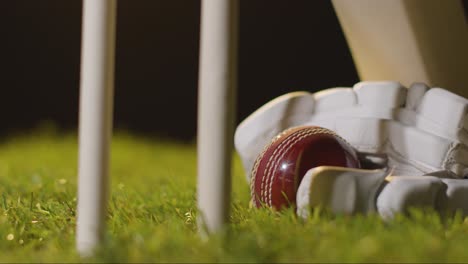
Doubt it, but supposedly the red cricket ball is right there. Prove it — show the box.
[250,126,360,209]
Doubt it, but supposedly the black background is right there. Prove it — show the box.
[0,1,466,141]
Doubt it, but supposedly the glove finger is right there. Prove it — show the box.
[376,176,445,220]
[297,166,388,219]
[439,178,468,217]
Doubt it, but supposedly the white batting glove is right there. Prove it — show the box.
[235,81,468,180]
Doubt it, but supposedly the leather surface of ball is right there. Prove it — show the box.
[250,126,361,209]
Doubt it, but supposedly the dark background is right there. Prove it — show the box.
[0,1,466,141]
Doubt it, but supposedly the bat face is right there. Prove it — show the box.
[250,126,360,209]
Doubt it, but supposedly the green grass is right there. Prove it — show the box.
[1,128,468,262]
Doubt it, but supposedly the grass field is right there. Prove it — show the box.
[1,128,468,262]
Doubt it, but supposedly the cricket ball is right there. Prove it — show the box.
[250,126,360,209]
